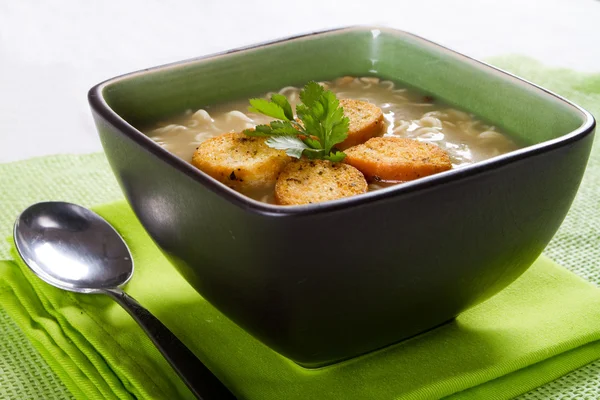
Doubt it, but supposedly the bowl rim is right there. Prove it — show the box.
[88,25,596,217]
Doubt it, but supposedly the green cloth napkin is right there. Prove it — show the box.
[2,200,600,400]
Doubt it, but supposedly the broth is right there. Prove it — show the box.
[145,76,520,202]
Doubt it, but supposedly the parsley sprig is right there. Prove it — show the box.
[243,82,349,162]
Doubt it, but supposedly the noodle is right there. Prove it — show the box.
[145,77,520,168]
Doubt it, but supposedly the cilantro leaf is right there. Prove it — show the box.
[248,98,290,121]
[320,91,349,151]
[324,151,346,162]
[244,121,299,138]
[296,104,322,140]
[243,125,270,137]
[296,86,348,155]
[303,136,322,150]
[269,120,301,136]
[270,94,294,121]
[265,136,309,158]
[244,81,349,161]
[299,81,324,108]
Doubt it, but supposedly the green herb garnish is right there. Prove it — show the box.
[243,82,349,162]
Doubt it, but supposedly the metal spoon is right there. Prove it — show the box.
[13,201,235,400]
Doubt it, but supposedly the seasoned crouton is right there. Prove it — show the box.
[192,132,290,192]
[344,137,452,182]
[337,99,385,150]
[275,159,367,205]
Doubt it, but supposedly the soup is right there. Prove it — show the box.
[145,76,520,204]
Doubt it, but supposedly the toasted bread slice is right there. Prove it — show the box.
[344,137,452,182]
[192,132,290,192]
[337,99,385,150]
[275,159,367,205]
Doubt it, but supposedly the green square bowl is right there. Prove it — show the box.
[89,26,595,367]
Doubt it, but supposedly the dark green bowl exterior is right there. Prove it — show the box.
[89,27,595,367]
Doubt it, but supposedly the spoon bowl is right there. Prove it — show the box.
[14,201,235,400]
[14,201,133,292]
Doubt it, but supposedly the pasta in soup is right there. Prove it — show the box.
[145,77,520,204]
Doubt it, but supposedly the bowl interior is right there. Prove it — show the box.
[100,27,586,148]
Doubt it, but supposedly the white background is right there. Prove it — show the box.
[1,0,599,162]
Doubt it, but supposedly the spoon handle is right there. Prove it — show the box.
[103,288,236,400]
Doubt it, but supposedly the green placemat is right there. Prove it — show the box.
[0,56,598,399]
[0,154,123,400]
[3,203,600,400]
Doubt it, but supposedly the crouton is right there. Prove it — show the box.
[192,132,290,192]
[344,137,452,182]
[337,99,385,150]
[275,159,367,205]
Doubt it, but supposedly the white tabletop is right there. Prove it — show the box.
[1,0,599,163]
